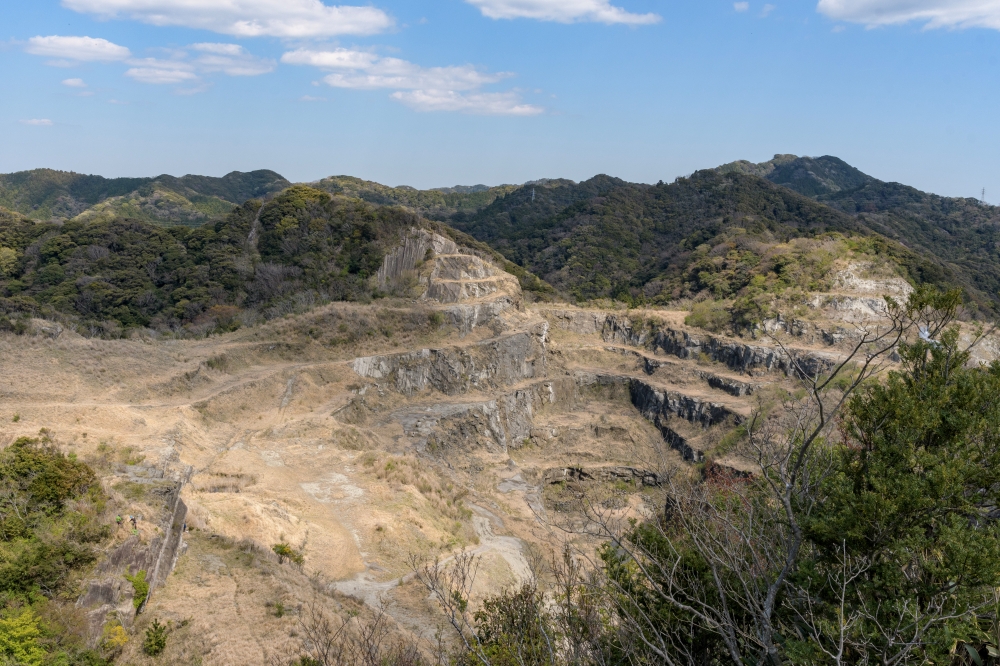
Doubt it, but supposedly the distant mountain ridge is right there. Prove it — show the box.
[0,168,290,226]
[310,175,518,219]
[718,155,1000,310]
[445,158,1000,315]
[3,155,999,323]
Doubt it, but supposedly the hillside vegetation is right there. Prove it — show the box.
[0,186,444,336]
[312,175,519,220]
[0,169,289,226]
[448,171,938,305]
[721,155,1000,310]
[0,436,113,665]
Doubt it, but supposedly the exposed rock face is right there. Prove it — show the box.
[602,315,837,378]
[545,309,608,336]
[77,469,188,643]
[607,346,757,397]
[377,228,522,336]
[377,228,458,290]
[543,465,663,487]
[444,301,517,336]
[573,372,742,462]
[392,379,569,453]
[627,378,740,429]
[425,254,518,304]
[352,330,546,396]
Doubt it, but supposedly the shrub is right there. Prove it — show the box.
[142,619,167,656]
[101,624,129,651]
[0,608,47,666]
[272,543,304,565]
[125,570,149,610]
[685,300,731,332]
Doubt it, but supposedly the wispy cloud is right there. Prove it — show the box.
[26,35,131,62]
[62,78,88,87]
[62,0,392,37]
[465,0,660,24]
[20,119,54,126]
[282,48,542,115]
[734,2,750,11]
[817,0,1000,30]
[761,3,776,16]
[391,90,543,115]
[190,43,275,76]
[125,59,198,84]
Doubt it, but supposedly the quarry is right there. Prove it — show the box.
[1,226,981,664]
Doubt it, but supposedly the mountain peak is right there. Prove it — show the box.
[718,154,875,197]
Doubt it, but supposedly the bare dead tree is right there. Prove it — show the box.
[409,552,492,665]
[297,594,354,666]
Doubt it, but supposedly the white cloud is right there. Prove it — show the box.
[281,47,378,70]
[817,0,1000,29]
[20,119,54,126]
[123,45,272,85]
[62,78,88,87]
[391,90,544,115]
[283,49,506,90]
[283,48,542,115]
[465,0,660,24]
[761,3,776,16]
[734,2,750,11]
[26,35,131,62]
[62,0,393,37]
[125,58,197,84]
[191,43,275,76]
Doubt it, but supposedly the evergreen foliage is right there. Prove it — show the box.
[0,187,428,335]
[313,176,518,220]
[0,169,289,225]
[0,437,112,664]
[125,570,149,611]
[142,619,167,656]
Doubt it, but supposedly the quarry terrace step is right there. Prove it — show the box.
[383,378,566,453]
[574,371,745,463]
[350,328,548,396]
[600,314,840,378]
[604,345,758,397]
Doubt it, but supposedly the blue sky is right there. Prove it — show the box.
[1,0,998,199]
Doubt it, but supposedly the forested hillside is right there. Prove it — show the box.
[443,161,998,317]
[447,170,954,307]
[3,155,997,335]
[721,155,1000,308]
[311,175,519,219]
[0,186,439,335]
[0,169,289,226]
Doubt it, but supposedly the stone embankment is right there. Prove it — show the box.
[606,346,757,397]
[543,465,663,487]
